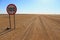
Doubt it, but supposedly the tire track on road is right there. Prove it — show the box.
[20,17,36,40]
[42,16,60,40]
[39,16,51,40]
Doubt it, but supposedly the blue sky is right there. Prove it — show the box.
[0,0,60,14]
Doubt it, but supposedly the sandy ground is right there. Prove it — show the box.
[0,14,60,40]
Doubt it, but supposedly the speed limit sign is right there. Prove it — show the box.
[6,4,17,15]
[0,4,17,36]
[6,4,17,30]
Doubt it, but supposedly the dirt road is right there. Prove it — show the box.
[0,14,60,40]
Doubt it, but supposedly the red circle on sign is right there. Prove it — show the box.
[6,4,17,15]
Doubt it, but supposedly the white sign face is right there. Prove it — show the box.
[6,4,17,15]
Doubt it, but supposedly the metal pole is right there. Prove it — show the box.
[9,15,11,29]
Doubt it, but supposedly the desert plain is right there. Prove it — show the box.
[0,14,60,40]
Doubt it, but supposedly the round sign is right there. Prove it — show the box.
[6,4,17,15]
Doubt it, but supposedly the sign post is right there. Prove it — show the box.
[6,4,17,30]
[0,4,17,36]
